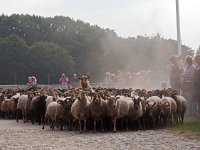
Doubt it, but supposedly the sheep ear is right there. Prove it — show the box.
[152,102,156,107]
[165,103,170,107]
[116,96,120,99]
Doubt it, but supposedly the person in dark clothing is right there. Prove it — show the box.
[192,47,200,115]
[169,55,183,94]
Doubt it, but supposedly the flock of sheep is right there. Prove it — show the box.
[0,74,187,133]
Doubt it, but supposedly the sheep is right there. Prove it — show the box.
[145,96,161,128]
[71,90,90,133]
[78,75,95,93]
[30,95,47,125]
[170,92,187,124]
[159,96,177,126]
[42,98,67,130]
[0,93,5,117]
[0,93,19,119]
[128,96,143,130]
[16,92,34,123]
[89,92,106,133]
[64,97,76,131]
[106,95,132,132]
[1,98,10,118]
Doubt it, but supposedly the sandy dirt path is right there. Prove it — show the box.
[0,119,200,150]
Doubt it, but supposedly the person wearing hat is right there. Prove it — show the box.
[192,46,200,115]
[169,55,183,94]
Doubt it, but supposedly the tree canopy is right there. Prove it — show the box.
[0,14,193,84]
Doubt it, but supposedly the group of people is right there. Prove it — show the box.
[104,68,168,90]
[27,73,79,89]
[169,47,200,115]
[59,73,79,89]
[27,76,37,87]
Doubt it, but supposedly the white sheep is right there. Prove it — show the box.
[42,99,66,130]
[71,90,90,133]
[160,96,177,126]
[106,95,132,132]
[16,92,33,123]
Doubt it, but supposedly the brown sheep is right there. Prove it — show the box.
[78,75,95,93]
[89,92,106,133]
[170,92,187,124]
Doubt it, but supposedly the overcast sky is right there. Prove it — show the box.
[1,0,200,49]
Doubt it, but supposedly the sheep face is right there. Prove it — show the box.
[146,102,156,117]
[132,97,141,110]
[78,75,90,89]
[107,96,119,110]
[77,90,88,103]
[160,102,170,116]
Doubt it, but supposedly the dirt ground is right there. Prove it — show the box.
[0,119,200,150]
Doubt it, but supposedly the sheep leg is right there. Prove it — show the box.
[138,118,142,130]
[84,119,87,132]
[112,117,117,133]
[79,119,82,133]
[101,120,104,132]
[25,110,28,123]
[16,109,19,122]
[60,118,63,131]
[51,121,56,130]
[93,120,96,133]
[181,113,184,124]
[126,117,128,131]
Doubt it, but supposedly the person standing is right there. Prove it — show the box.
[27,76,33,86]
[169,55,183,94]
[181,55,196,114]
[59,73,68,89]
[71,73,79,88]
[192,47,200,115]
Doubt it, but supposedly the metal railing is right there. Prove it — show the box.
[0,83,104,90]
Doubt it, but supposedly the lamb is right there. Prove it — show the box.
[16,92,34,123]
[128,96,143,130]
[106,95,132,132]
[89,92,106,133]
[71,90,90,133]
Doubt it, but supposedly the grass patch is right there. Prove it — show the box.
[168,121,200,133]
[166,115,200,138]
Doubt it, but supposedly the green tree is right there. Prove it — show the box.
[27,42,74,84]
[0,34,28,84]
